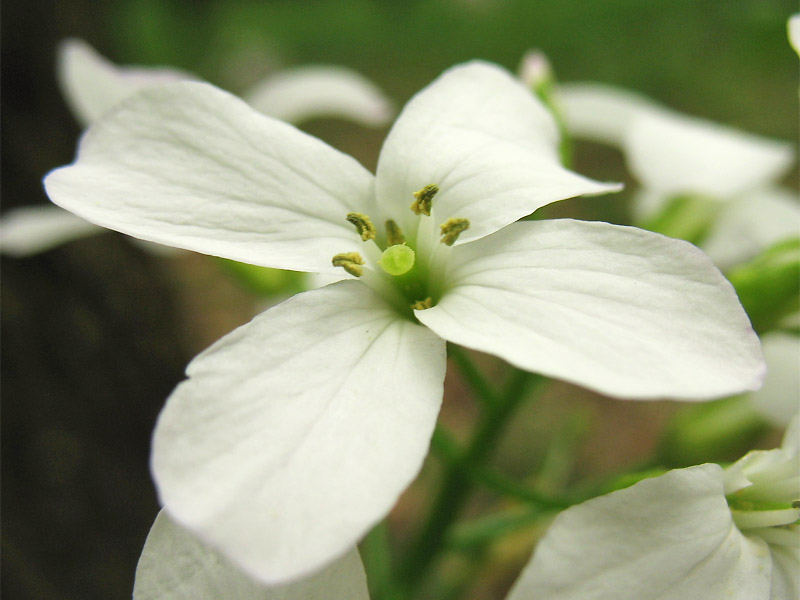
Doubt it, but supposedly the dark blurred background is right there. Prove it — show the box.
[2,1,797,598]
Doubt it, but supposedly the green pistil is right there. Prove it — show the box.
[440,218,470,246]
[346,213,377,241]
[379,244,415,276]
[332,252,365,277]
[411,184,439,216]
[386,219,406,245]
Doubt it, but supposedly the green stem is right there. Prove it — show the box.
[397,367,545,595]
[447,344,497,409]
[430,426,575,509]
[361,521,401,600]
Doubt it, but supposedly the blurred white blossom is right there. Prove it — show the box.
[560,82,797,269]
[0,39,393,257]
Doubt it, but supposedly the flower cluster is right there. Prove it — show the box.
[31,14,799,600]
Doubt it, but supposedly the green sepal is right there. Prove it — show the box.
[641,193,720,245]
[726,237,800,335]
[655,395,770,468]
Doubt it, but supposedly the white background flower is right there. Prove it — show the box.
[507,418,800,600]
[0,39,394,257]
[559,83,798,269]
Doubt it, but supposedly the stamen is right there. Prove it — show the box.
[346,213,377,241]
[385,219,406,245]
[332,252,365,277]
[439,218,470,246]
[410,184,439,216]
[379,244,415,276]
[411,297,433,311]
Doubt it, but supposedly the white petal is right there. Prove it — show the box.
[44,82,375,273]
[0,205,101,255]
[749,333,800,428]
[244,66,394,127]
[781,414,800,456]
[374,62,620,244]
[417,219,764,400]
[789,14,800,56]
[768,540,800,600]
[559,82,663,146]
[506,465,773,600]
[701,187,800,270]
[134,510,369,600]
[57,38,193,126]
[625,110,794,198]
[152,280,446,583]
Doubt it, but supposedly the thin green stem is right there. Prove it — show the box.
[445,505,552,551]
[397,367,546,595]
[361,521,402,600]
[447,344,497,409]
[430,426,576,509]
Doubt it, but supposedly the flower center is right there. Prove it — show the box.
[331,184,470,315]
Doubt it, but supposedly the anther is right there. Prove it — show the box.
[439,218,470,246]
[346,213,377,241]
[410,184,439,216]
[332,252,365,277]
[385,219,406,245]
[411,297,433,311]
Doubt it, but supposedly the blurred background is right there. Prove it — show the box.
[2,1,797,598]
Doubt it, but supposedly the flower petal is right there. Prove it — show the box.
[769,539,800,600]
[374,62,620,244]
[244,65,394,127]
[701,187,800,270]
[749,333,800,428]
[625,110,794,198]
[152,280,446,583]
[44,81,375,273]
[134,510,369,600]
[58,38,193,126]
[559,82,663,146]
[417,219,764,400]
[0,205,101,256]
[507,465,774,600]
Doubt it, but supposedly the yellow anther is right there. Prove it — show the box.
[346,213,376,241]
[410,184,439,216]
[332,252,365,277]
[439,218,470,246]
[411,297,433,311]
[385,219,406,245]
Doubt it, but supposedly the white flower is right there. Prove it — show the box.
[44,61,764,583]
[559,83,797,269]
[134,510,369,600]
[0,39,393,257]
[507,416,800,600]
